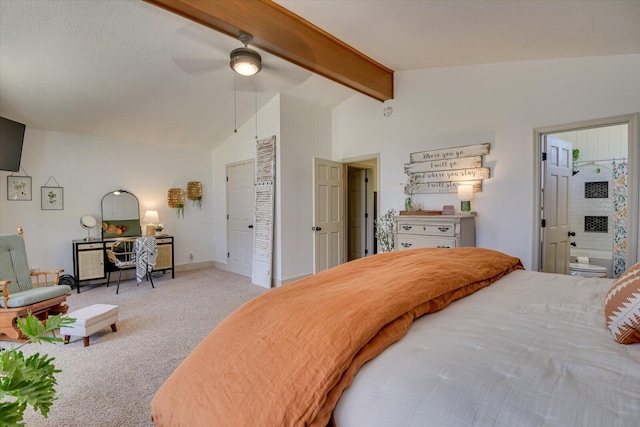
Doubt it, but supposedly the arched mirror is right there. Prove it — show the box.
[101,189,141,238]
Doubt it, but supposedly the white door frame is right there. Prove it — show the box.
[532,113,639,271]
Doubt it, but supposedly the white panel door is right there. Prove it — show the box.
[542,136,572,274]
[226,160,255,277]
[313,158,344,273]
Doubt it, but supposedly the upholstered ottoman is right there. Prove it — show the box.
[61,304,119,347]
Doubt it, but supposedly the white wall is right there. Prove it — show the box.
[332,54,640,269]
[0,129,214,276]
[211,95,281,274]
[211,93,333,285]
[279,94,332,283]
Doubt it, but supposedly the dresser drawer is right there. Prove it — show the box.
[396,236,457,250]
[76,242,104,250]
[397,223,456,237]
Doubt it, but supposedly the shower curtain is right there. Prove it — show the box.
[612,159,628,277]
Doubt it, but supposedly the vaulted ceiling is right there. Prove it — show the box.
[1,0,638,150]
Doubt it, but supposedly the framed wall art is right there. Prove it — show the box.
[41,186,64,210]
[7,175,32,201]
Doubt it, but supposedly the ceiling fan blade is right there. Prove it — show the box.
[261,57,312,88]
[174,24,232,55]
[172,57,226,76]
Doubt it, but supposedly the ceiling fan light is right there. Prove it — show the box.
[230,47,262,76]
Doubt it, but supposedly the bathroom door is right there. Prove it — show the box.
[542,136,572,274]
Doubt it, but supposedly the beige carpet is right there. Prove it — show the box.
[14,267,268,427]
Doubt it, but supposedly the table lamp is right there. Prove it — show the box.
[143,210,160,236]
[457,184,473,212]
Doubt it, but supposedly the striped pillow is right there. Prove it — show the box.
[605,262,640,344]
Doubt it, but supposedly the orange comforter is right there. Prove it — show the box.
[151,248,523,426]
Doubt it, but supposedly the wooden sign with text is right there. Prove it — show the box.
[405,155,482,173]
[410,143,490,163]
[412,180,482,194]
[405,143,490,194]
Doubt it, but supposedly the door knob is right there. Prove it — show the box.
[248,225,254,229]
[312,226,322,231]
[568,231,575,236]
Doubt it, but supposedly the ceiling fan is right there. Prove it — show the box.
[171,25,309,92]
[229,32,261,76]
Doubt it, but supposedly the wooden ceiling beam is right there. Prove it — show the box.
[144,0,394,101]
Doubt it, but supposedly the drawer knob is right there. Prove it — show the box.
[401,242,412,248]
[402,225,412,231]
[438,226,450,232]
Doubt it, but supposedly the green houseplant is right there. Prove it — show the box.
[0,313,74,426]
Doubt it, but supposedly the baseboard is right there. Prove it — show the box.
[274,273,310,287]
[212,260,228,271]
[174,261,216,272]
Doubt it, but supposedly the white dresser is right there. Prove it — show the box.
[394,214,476,250]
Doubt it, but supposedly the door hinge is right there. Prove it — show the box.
[365,249,369,255]
[364,213,369,218]
[541,219,546,228]
[226,176,229,182]
[542,152,547,161]
[226,214,229,220]
[227,252,230,258]
[365,177,369,183]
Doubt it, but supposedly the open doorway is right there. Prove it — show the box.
[346,163,376,260]
[533,114,639,277]
[344,157,378,262]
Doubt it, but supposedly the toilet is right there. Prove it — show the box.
[569,262,608,278]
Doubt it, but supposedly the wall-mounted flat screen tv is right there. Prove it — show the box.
[0,116,26,172]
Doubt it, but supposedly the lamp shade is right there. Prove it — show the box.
[143,210,160,224]
[457,184,474,201]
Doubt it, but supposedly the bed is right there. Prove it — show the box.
[150,248,640,426]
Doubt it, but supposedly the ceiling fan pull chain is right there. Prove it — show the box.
[255,76,258,140]
[234,73,238,133]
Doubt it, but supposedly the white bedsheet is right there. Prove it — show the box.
[334,270,640,426]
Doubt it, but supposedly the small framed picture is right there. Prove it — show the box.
[7,176,32,201]
[41,186,64,210]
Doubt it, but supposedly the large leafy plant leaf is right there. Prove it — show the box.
[0,312,75,426]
